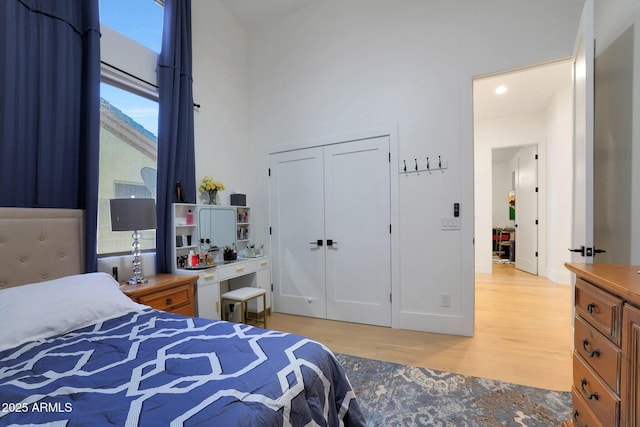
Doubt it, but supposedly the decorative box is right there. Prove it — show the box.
[230,193,246,206]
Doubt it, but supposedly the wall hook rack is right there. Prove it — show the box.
[399,155,448,174]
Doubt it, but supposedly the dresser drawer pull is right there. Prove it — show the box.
[581,338,600,358]
[580,378,599,400]
[235,266,245,272]
[586,302,596,314]
[573,410,587,427]
[166,298,173,306]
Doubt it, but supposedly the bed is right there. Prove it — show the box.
[0,208,364,426]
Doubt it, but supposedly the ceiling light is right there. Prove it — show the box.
[495,85,508,95]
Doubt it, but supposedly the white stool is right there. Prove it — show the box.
[221,287,267,329]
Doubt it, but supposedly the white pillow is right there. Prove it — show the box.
[0,272,145,352]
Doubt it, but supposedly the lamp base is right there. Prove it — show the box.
[127,275,149,285]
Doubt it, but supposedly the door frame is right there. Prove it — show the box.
[268,127,401,327]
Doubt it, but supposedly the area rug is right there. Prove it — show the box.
[335,353,571,427]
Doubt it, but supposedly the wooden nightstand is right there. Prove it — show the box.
[120,274,198,317]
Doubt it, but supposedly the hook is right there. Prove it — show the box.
[403,160,407,172]
[415,158,418,171]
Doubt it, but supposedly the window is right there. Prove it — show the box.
[99,0,163,52]
[97,0,163,255]
[97,84,159,255]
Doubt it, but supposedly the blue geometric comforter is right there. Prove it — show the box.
[0,309,365,426]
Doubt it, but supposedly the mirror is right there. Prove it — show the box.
[197,206,236,251]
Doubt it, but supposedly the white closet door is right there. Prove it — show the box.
[324,137,391,326]
[514,145,538,275]
[269,148,327,318]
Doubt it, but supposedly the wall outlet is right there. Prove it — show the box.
[440,293,451,307]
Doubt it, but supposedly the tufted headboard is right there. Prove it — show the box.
[0,208,84,289]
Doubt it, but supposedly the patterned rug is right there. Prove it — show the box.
[335,354,571,427]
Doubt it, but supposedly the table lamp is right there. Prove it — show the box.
[110,198,157,284]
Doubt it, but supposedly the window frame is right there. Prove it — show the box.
[97,23,161,257]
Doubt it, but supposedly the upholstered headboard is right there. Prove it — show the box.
[0,208,84,289]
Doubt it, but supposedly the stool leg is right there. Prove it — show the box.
[262,293,267,329]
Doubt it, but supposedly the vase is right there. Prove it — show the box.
[207,190,218,205]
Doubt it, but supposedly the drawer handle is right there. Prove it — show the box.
[573,410,587,427]
[236,266,245,272]
[204,274,215,280]
[586,303,596,314]
[582,339,600,358]
[260,261,268,267]
[580,378,599,400]
[166,298,173,306]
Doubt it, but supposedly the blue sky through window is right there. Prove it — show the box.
[99,0,163,136]
[99,0,164,53]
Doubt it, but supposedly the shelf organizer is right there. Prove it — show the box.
[400,156,448,174]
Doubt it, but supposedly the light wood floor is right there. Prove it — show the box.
[268,263,573,391]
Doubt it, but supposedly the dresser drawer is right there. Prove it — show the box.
[574,315,621,393]
[575,278,623,345]
[572,389,605,427]
[573,354,619,427]
[137,284,193,312]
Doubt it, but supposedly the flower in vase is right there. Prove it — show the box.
[199,176,225,192]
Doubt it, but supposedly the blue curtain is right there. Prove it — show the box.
[156,0,196,273]
[0,0,101,272]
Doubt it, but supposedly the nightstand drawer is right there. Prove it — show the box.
[575,278,623,345]
[137,284,192,312]
[573,354,619,427]
[574,315,621,393]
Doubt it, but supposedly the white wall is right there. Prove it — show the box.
[244,0,583,335]
[191,0,249,206]
[491,160,514,229]
[545,86,573,283]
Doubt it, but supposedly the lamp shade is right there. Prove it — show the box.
[110,198,157,231]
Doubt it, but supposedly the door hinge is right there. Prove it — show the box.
[535,252,538,257]
[389,224,392,233]
[390,293,392,303]
[269,226,272,235]
[535,187,539,192]
[535,154,538,160]
[268,168,271,176]
[271,283,274,292]
[535,219,538,225]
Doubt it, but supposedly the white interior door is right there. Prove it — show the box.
[324,137,391,327]
[514,145,538,275]
[269,148,327,318]
[571,0,595,264]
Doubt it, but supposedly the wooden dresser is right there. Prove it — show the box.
[120,274,198,317]
[565,263,640,427]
